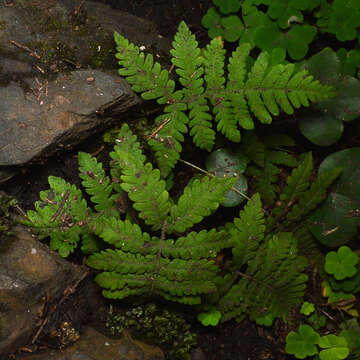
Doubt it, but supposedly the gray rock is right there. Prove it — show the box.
[0,223,86,359]
[0,0,171,183]
[13,327,164,360]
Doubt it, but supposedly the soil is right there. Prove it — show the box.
[1,1,358,360]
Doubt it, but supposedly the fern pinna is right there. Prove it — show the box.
[114,21,335,176]
[23,124,340,323]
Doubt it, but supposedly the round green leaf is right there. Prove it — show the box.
[255,311,275,326]
[308,148,360,247]
[197,308,222,326]
[285,324,320,359]
[298,113,343,146]
[324,246,359,280]
[300,301,315,316]
[214,0,241,14]
[206,149,248,207]
[202,7,222,31]
[318,335,349,360]
[221,15,244,42]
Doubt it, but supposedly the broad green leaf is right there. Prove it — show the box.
[214,0,241,14]
[206,148,248,207]
[285,324,320,359]
[324,246,359,280]
[300,301,315,316]
[309,148,360,247]
[318,335,349,360]
[197,308,222,326]
[298,112,343,146]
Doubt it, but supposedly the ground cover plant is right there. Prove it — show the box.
[202,0,360,147]
[21,20,360,360]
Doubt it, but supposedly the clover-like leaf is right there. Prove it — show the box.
[197,308,222,326]
[327,0,360,41]
[337,48,360,78]
[214,0,241,15]
[255,23,316,60]
[255,311,275,326]
[308,148,360,247]
[340,319,360,355]
[318,335,349,360]
[300,301,315,316]
[324,246,359,280]
[301,48,360,143]
[286,324,320,359]
[206,148,248,207]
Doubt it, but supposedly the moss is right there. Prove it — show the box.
[0,192,17,237]
[104,303,197,360]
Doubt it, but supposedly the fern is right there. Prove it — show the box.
[114,21,336,176]
[242,131,298,205]
[218,233,308,322]
[24,124,340,326]
[24,176,90,257]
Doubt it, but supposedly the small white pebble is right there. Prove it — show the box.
[31,248,37,254]
[104,342,110,346]
[139,45,146,51]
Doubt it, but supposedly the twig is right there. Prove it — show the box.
[50,190,70,223]
[146,117,171,140]
[179,158,251,201]
[10,40,41,59]
[31,271,88,344]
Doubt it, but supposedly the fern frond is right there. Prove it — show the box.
[110,125,172,229]
[167,176,237,233]
[272,153,313,218]
[247,162,280,205]
[90,216,158,255]
[78,152,119,217]
[114,32,176,103]
[219,233,308,321]
[203,37,226,103]
[87,250,220,304]
[170,22,215,151]
[227,193,265,267]
[148,102,188,177]
[162,229,232,259]
[244,54,335,124]
[24,176,90,257]
[286,167,342,223]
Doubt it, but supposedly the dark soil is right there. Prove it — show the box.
[2,1,357,360]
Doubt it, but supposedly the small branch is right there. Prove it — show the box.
[31,271,88,344]
[10,40,41,59]
[179,158,251,201]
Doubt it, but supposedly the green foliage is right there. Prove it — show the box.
[308,148,360,247]
[298,48,360,146]
[325,246,359,281]
[318,335,349,360]
[114,21,335,176]
[301,301,315,316]
[104,303,197,360]
[197,307,222,326]
[202,0,360,62]
[286,324,320,359]
[23,123,339,327]
[205,148,248,207]
[240,131,299,206]
[286,323,350,360]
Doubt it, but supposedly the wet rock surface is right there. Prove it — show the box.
[0,223,86,359]
[0,0,171,183]
[13,327,165,360]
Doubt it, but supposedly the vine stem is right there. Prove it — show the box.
[179,158,251,201]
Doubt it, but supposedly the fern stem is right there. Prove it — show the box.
[179,158,251,201]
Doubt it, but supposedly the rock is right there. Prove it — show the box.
[0,0,171,183]
[0,223,86,359]
[12,327,164,360]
